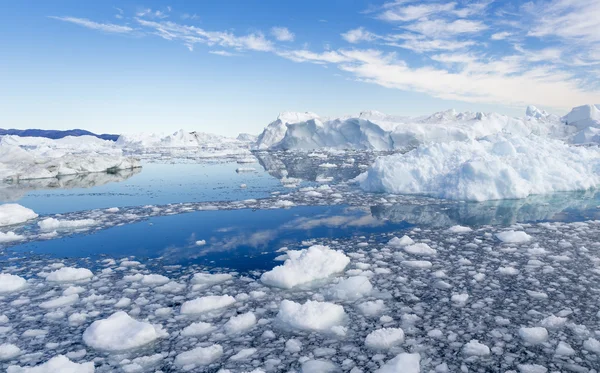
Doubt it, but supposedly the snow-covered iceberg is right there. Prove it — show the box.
[116,129,251,158]
[254,106,578,151]
[0,135,140,181]
[358,133,600,201]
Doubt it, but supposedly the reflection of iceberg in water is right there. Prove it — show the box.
[0,168,142,202]
[254,151,379,185]
[371,190,600,226]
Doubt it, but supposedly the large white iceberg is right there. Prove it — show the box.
[254,106,581,151]
[0,135,140,181]
[358,134,600,201]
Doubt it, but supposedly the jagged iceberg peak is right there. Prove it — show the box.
[563,104,600,129]
[276,111,321,124]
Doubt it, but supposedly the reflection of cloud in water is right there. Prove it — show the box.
[282,211,384,230]
[371,191,600,227]
[0,168,141,202]
[160,208,383,261]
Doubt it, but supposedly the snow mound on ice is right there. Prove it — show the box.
[7,355,94,373]
[358,134,600,201]
[83,311,166,351]
[276,300,346,332]
[0,204,38,227]
[260,245,350,288]
[325,276,373,301]
[0,273,27,293]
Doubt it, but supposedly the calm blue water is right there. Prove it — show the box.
[12,205,411,271]
[5,158,600,272]
[5,162,290,215]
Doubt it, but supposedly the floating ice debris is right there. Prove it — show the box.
[38,218,96,231]
[181,322,215,337]
[518,327,548,344]
[46,267,93,282]
[6,355,94,373]
[496,230,532,243]
[376,352,420,373]
[276,300,346,332]
[0,273,27,293]
[365,328,405,349]
[0,343,21,361]
[387,235,414,247]
[260,245,350,289]
[174,344,223,367]
[325,276,372,301]
[180,295,236,314]
[224,312,257,334]
[463,340,490,356]
[404,243,437,256]
[447,225,472,233]
[0,204,38,227]
[83,311,166,351]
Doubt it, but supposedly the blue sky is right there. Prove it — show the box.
[1,0,599,136]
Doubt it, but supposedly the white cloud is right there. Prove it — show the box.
[341,27,377,43]
[136,19,274,52]
[386,34,475,52]
[209,50,236,57]
[491,31,511,40]
[271,27,295,42]
[49,16,133,33]
[528,0,600,43]
[278,47,600,110]
[378,3,456,22]
[404,18,488,37]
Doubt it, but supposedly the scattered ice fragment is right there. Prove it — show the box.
[224,312,257,334]
[555,341,575,356]
[463,340,490,356]
[365,328,405,349]
[83,311,166,351]
[376,353,420,373]
[261,245,350,289]
[496,230,532,243]
[285,338,302,353]
[181,322,215,337]
[387,235,414,247]
[174,344,223,367]
[583,338,600,353]
[404,243,437,256]
[38,218,96,231]
[0,273,27,293]
[447,225,472,233]
[325,276,372,301]
[0,204,38,227]
[6,355,94,373]
[518,327,548,344]
[39,294,79,309]
[180,295,236,314]
[301,360,338,373]
[46,267,93,282]
[0,343,21,361]
[276,300,346,332]
[401,260,432,269]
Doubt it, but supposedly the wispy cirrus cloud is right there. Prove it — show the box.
[49,16,133,33]
[48,1,600,112]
